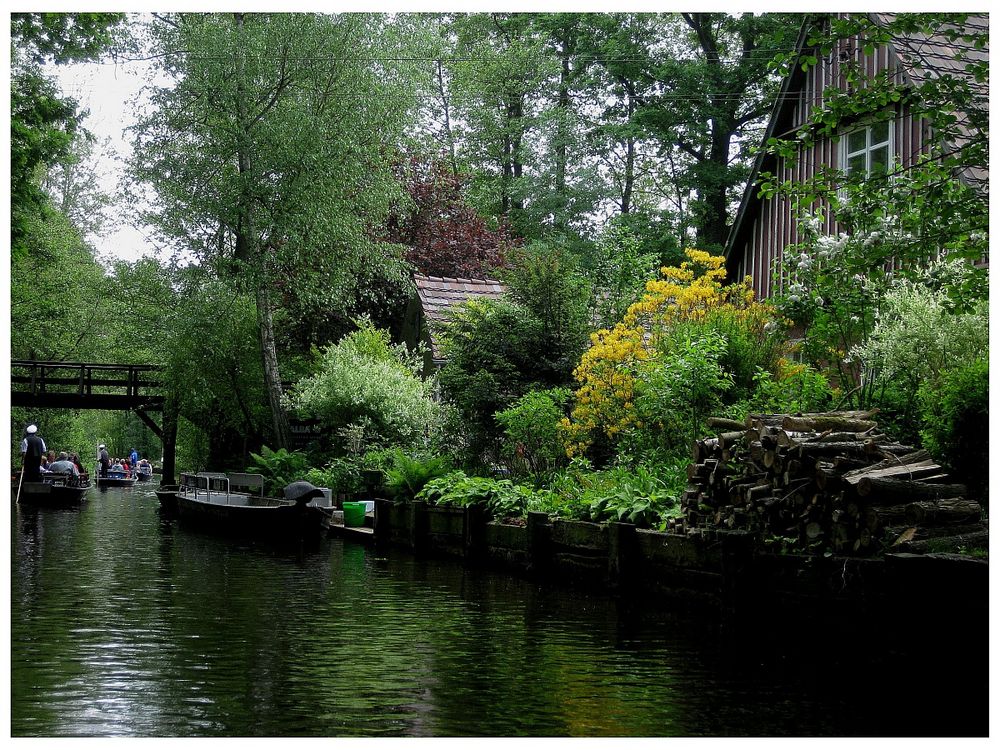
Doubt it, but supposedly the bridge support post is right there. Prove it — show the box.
[160,392,179,486]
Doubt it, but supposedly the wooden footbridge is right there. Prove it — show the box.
[11,360,178,482]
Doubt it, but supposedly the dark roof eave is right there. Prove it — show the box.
[725,17,815,277]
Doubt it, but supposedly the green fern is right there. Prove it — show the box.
[248,446,310,496]
[384,450,451,500]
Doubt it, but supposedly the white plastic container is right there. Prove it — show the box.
[308,488,333,508]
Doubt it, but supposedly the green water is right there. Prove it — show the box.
[10,484,985,737]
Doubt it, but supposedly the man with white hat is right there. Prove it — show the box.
[97,444,110,477]
[21,425,45,482]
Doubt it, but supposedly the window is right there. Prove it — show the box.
[841,118,893,178]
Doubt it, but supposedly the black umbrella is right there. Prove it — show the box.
[283,481,325,505]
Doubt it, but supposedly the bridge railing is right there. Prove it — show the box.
[10,361,163,405]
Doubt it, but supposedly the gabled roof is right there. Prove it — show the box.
[725,13,988,276]
[413,273,506,359]
[880,13,988,191]
[724,17,811,278]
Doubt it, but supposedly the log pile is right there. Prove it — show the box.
[669,411,986,555]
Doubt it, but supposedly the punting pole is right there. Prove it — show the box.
[15,464,25,505]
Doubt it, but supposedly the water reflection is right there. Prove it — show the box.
[11,484,986,737]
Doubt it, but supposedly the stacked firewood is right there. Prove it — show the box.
[668,411,986,555]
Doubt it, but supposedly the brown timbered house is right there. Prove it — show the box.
[725,14,988,299]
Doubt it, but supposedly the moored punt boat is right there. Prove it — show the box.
[175,473,330,543]
[13,472,90,505]
[154,483,180,514]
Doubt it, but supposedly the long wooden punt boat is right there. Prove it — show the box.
[154,483,180,514]
[13,471,90,505]
[176,472,330,543]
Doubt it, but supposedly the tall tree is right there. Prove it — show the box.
[42,135,114,240]
[448,13,550,236]
[444,13,601,242]
[635,13,799,252]
[385,155,515,278]
[130,13,428,448]
[10,206,113,362]
[530,13,601,235]
[10,12,124,257]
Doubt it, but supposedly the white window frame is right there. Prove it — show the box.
[839,116,894,179]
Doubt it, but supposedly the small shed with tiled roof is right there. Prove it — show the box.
[402,273,507,372]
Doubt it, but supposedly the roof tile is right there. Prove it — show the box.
[413,273,508,358]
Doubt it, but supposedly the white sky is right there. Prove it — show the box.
[49,56,168,263]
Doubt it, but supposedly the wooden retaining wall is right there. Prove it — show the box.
[370,500,987,616]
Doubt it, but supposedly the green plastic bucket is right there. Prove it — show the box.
[343,501,366,528]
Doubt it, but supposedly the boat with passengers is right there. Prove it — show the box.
[97,463,138,488]
[175,472,331,542]
[135,460,154,482]
[13,470,91,505]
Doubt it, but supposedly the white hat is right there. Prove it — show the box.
[98,444,106,449]
[26,425,37,434]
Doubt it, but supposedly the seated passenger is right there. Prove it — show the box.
[48,452,80,477]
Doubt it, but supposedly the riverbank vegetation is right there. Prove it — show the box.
[11,13,987,532]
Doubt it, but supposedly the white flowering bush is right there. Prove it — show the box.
[850,274,988,440]
[853,277,988,390]
[775,212,889,399]
[286,320,440,449]
[776,184,988,411]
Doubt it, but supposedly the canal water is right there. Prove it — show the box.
[11,484,986,737]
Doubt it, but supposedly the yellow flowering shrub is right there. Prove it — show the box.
[560,322,650,456]
[562,249,772,457]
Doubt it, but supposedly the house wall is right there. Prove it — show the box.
[732,31,931,299]
[400,295,440,377]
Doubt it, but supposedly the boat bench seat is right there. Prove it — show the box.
[227,472,265,496]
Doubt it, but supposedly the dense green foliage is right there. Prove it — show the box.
[496,388,572,476]
[436,13,799,253]
[287,321,440,450]
[10,13,985,537]
[130,12,433,448]
[299,448,396,495]
[438,244,592,464]
[384,451,452,500]
[413,459,685,529]
[544,461,685,527]
[919,359,989,505]
[10,12,124,257]
[247,446,310,497]
[850,271,988,441]
[584,223,660,329]
[416,471,553,522]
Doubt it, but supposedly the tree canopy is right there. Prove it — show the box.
[9,12,987,479]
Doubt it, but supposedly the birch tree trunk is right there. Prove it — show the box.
[255,281,291,449]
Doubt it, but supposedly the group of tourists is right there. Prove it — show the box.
[19,424,86,482]
[96,443,152,477]
[19,425,153,482]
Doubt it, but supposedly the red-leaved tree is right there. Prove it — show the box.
[387,156,515,278]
